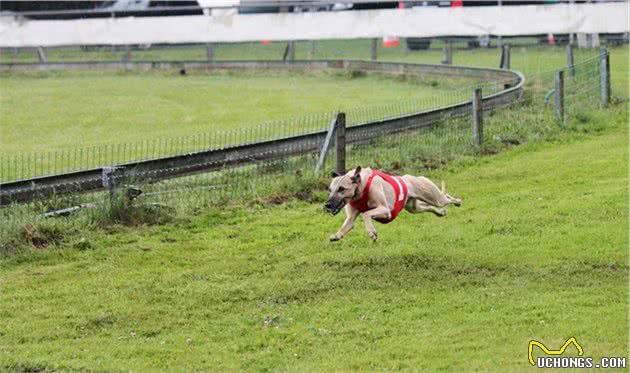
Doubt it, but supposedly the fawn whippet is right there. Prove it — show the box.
[325,166,461,242]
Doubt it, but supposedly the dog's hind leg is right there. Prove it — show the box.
[404,198,446,217]
[403,175,461,208]
[446,194,462,207]
[441,181,462,207]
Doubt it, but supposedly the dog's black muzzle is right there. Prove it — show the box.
[324,198,346,216]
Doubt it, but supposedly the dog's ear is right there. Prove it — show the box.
[331,170,341,178]
[351,166,362,184]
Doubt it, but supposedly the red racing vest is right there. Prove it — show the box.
[349,170,408,224]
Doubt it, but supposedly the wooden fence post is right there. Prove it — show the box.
[599,48,610,108]
[102,167,116,204]
[606,48,611,102]
[566,44,575,78]
[122,45,131,63]
[472,88,483,147]
[36,47,47,63]
[500,44,510,69]
[308,40,315,59]
[315,114,338,173]
[206,43,214,61]
[370,39,378,61]
[288,41,295,61]
[283,41,295,61]
[442,42,452,65]
[555,70,564,122]
[335,112,346,174]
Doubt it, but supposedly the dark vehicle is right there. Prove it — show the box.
[0,0,202,19]
[238,0,341,14]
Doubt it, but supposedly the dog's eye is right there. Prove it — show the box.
[337,186,345,192]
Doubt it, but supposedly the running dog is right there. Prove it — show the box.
[325,166,461,242]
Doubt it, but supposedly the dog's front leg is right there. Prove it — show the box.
[330,206,359,241]
[362,206,390,242]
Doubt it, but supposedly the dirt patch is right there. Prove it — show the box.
[265,193,292,205]
[590,262,624,272]
[262,315,281,328]
[451,264,504,277]
[322,254,438,271]
[294,190,313,202]
[413,156,449,170]
[2,363,51,373]
[83,313,116,330]
[20,223,64,249]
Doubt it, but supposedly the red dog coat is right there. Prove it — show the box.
[349,170,408,224]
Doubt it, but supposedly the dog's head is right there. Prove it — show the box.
[324,166,362,215]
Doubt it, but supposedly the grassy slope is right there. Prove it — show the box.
[0,112,626,372]
[0,71,459,154]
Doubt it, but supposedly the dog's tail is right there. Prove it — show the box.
[441,180,446,194]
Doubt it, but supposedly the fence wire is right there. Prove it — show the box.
[0,48,611,230]
[0,76,507,182]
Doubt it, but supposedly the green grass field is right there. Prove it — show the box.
[0,70,471,155]
[1,42,627,156]
[0,40,628,372]
[0,105,626,372]
[1,42,627,157]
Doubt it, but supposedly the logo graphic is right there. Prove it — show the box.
[528,337,584,366]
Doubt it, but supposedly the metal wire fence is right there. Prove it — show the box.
[0,38,620,68]
[0,47,611,223]
[0,71,508,183]
[0,111,333,182]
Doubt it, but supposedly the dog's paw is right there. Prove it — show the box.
[368,231,378,242]
[434,208,447,217]
[329,234,341,242]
